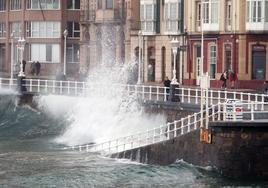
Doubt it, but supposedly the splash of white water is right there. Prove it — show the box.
[51,64,166,146]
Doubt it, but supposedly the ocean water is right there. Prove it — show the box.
[0,91,267,187]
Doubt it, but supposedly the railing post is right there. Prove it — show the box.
[53,80,55,93]
[181,118,184,135]
[142,85,145,99]
[45,80,48,93]
[251,102,254,121]
[210,90,213,105]
[30,79,32,92]
[218,90,221,103]
[86,145,89,152]
[234,91,237,100]
[37,79,40,93]
[240,92,244,103]
[75,82,78,95]
[255,93,258,110]
[218,103,221,121]
[224,90,227,101]
[223,103,226,121]
[187,115,191,133]
[174,121,177,137]
[156,86,159,101]
[68,81,70,95]
[195,89,198,104]
[261,94,265,111]
[233,103,236,121]
[188,88,191,103]
[164,87,167,101]
[0,78,2,88]
[181,88,184,103]
[194,113,197,130]
[60,81,63,94]
[79,146,82,152]
[212,105,215,121]
[149,86,152,100]
[167,123,170,140]
[247,93,251,109]
[83,82,86,95]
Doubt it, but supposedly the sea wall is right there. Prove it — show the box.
[112,122,268,180]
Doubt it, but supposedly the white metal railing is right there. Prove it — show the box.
[1,77,268,108]
[63,104,220,154]
[64,101,268,155]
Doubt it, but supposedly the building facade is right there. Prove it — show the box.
[127,0,185,83]
[80,0,126,73]
[0,0,80,78]
[185,0,268,89]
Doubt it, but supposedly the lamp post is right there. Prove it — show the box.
[137,30,142,84]
[10,32,14,83]
[170,38,180,85]
[18,37,26,77]
[63,29,68,76]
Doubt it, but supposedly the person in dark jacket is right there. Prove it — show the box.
[22,60,26,72]
[36,61,41,76]
[220,71,227,89]
[164,76,171,100]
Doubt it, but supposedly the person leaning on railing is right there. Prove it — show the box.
[164,76,171,100]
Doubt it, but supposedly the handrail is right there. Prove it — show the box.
[65,101,268,155]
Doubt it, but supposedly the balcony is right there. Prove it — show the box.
[80,10,95,24]
[246,21,268,31]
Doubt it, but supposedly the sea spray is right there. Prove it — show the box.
[54,64,166,146]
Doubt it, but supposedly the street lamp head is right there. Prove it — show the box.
[170,38,180,49]
[138,30,142,36]
[63,29,68,37]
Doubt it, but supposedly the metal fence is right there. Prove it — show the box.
[64,101,268,155]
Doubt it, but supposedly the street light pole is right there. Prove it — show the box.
[137,30,142,84]
[170,38,180,85]
[18,37,26,77]
[63,29,68,76]
[10,32,14,83]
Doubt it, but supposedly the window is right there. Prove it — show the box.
[67,22,80,38]
[196,2,201,30]
[26,22,60,38]
[0,23,5,37]
[27,0,59,9]
[209,45,217,79]
[106,0,113,9]
[202,0,219,24]
[10,22,21,38]
[0,0,5,11]
[140,1,156,33]
[67,0,80,9]
[98,0,102,9]
[11,0,21,10]
[252,45,266,80]
[164,0,181,33]
[31,44,60,63]
[226,0,232,30]
[67,44,79,63]
[247,0,268,23]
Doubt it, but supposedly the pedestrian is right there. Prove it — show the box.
[229,71,238,89]
[220,71,227,89]
[164,76,171,100]
[262,81,268,102]
[22,60,26,72]
[30,61,36,75]
[36,61,41,76]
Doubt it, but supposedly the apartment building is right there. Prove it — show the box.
[128,0,185,83]
[0,0,80,78]
[80,0,126,72]
[185,0,268,89]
